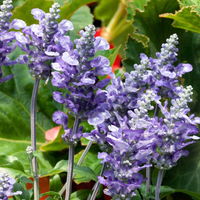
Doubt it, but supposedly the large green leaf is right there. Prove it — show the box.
[60,0,99,20]
[94,0,120,26]
[0,150,60,178]
[178,0,200,13]
[12,0,54,25]
[160,6,200,34]
[71,190,90,200]
[70,5,93,33]
[0,49,58,156]
[122,35,148,72]
[164,142,200,193]
[74,150,101,175]
[126,0,149,21]
[133,0,180,55]
[47,160,97,184]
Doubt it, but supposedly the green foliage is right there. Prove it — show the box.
[70,5,93,33]
[71,190,90,200]
[164,143,200,193]
[160,0,200,34]
[133,0,180,54]
[74,150,101,175]
[178,0,200,13]
[47,160,98,184]
[0,49,58,159]
[40,128,68,152]
[160,7,200,34]
[122,35,148,72]
[60,0,99,20]
[94,0,120,26]
[126,0,149,20]
[12,0,54,24]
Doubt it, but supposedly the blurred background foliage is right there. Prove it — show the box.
[1,0,200,199]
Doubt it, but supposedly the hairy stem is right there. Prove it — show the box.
[87,163,105,200]
[155,169,164,200]
[146,166,151,198]
[65,117,79,200]
[31,78,40,200]
[59,140,93,196]
[77,141,93,165]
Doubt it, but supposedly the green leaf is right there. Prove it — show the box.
[0,155,25,173]
[160,7,200,34]
[94,0,120,26]
[50,175,63,192]
[71,190,90,200]
[126,0,149,21]
[40,127,68,152]
[178,0,200,13]
[47,160,97,183]
[40,191,62,199]
[13,182,31,200]
[12,0,54,25]
[74,150,101,175]
[60,0,99,20]
[164,142,200,193]
[0,48,58,155]
[122,35,148,72]
[70,6,93,33]
[0,150,57,178]
[133,0,180,54]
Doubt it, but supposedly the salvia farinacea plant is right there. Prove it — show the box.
[0,0,199,200]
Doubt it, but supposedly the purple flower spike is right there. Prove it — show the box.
[86,34,199,199]
[15,3,74,79]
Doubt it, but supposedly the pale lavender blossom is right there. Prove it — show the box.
[15,3,73,79]
[0,173,22,199]
[51,24,111,142]
[0,0,26,83]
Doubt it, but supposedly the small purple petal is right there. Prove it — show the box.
[62,52,79,65]
[10,19,26,30]
[94,37,109,51]
[58,20,74,34]
[52,111,68,126]
[31,8,45,20]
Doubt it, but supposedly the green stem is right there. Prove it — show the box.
[87,163,105,200]
[155,169,164,200]
[31,78,40,200]
[102,1,126,42]
[146,166,151,199]
[65,116,79,200]
[77,141,93,165]
[59,140,93,196]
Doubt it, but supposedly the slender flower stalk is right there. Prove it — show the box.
[145,165,150,198]
[30,78,40,200]
[77,141,93,165]
[88,163,105,200]
[59,140,93,196]
[155,170,164,200]
[65,117,79,200]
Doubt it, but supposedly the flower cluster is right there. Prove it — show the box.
[87,34,199,199]
[152,85,200,169]
[0,173,22,199]
[0,0,25,83]
[52,24,111,143]
[15,3,73,79]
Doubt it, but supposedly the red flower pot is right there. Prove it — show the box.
[26,177,50,200]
